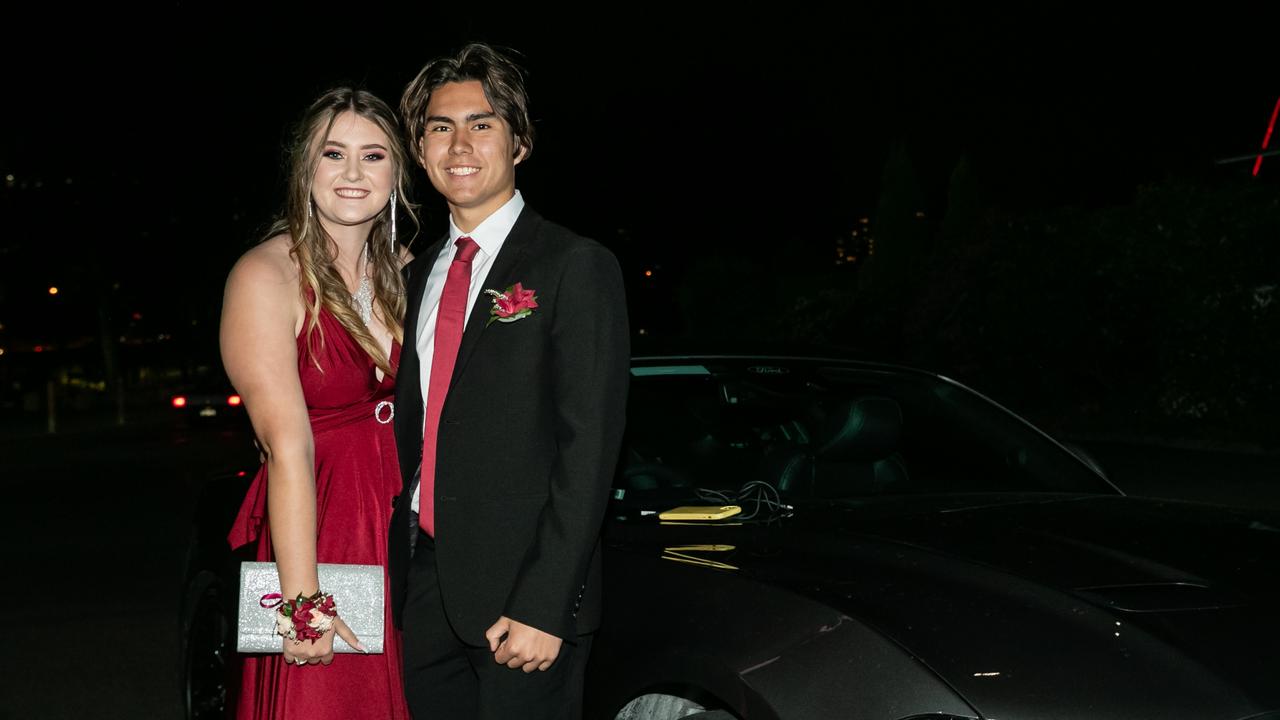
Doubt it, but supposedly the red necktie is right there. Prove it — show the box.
[420,236,480,536]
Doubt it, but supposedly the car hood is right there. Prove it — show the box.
[614,494,1280,718]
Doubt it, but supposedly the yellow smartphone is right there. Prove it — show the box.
[658,505,742,521]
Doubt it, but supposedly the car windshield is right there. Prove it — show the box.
[617,358,1117,503]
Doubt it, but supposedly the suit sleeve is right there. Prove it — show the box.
[503,243,630,639]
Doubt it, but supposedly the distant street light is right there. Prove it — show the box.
[48,287,59,296]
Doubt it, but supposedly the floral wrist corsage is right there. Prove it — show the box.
[261,590,338,643]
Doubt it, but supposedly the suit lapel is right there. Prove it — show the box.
[450,206,541,386]
[394,235,445,487]
[402,235,447,350]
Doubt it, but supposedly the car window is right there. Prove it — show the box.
[618,360,1115,501]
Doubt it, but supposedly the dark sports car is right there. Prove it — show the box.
[181,354,1280,719]
[586,356,1280,720]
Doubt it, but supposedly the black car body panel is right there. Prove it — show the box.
[586,356,1280,719]
[593,493,1280,719]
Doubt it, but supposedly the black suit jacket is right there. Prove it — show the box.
[389,205,630,645]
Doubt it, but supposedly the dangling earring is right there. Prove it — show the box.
[307,197,313,218]
[389,189,398,252]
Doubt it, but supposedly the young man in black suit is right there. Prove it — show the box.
[389,42,630,720]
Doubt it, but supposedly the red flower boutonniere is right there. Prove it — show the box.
[485,282,539,326]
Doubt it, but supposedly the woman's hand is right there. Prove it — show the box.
[281,616,365,666]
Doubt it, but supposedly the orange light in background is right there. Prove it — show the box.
[172,396,188,408]
[48,287,59,295]
[227,395,242,406]
[0,348,5,356]
[644,270,653,277]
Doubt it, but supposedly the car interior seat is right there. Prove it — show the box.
[767,396,908,499]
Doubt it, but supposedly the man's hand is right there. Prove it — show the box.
[484,616,562,673]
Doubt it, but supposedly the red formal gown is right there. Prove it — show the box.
[227,306,409,720]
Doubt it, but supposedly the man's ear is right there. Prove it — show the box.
[513,142,528,166]
[416,136,429,168]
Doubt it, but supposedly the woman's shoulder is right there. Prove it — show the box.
[230,234,298,284]
[225,234,302,310]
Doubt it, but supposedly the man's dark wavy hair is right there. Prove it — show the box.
[400,42,535,161]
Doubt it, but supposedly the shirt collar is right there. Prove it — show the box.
[447,190,525,257]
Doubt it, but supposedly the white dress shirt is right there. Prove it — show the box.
[411,190,525,514]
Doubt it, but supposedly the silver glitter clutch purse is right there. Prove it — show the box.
[236,561,385,654]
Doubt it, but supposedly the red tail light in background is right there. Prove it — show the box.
[172,396,187,408]
[227,395,243,406]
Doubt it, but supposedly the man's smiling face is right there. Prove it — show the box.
[418,80,525,231]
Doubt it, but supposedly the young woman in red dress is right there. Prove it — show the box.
[221,87,416,720]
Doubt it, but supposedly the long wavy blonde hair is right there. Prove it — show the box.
[265,87,418,376]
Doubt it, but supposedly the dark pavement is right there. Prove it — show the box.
[2,416,256,720]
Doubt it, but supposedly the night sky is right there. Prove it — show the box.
[1,6,1276,357]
